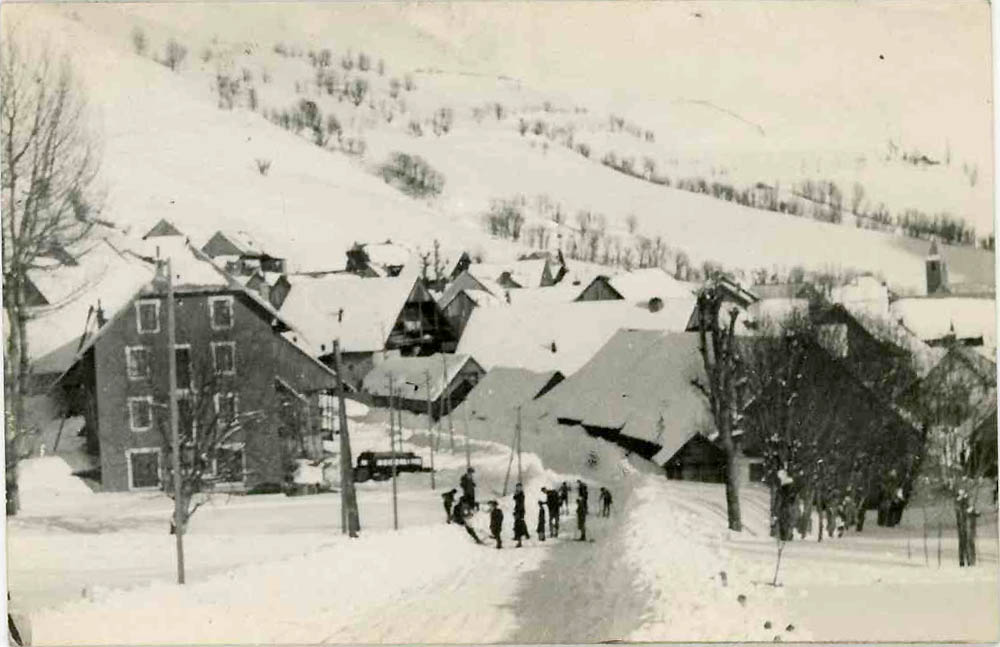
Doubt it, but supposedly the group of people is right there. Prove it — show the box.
[441,469,614,549]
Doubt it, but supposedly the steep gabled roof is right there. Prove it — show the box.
[537,329,712,462]
[457,299,693,375]
[202,230,276,259]
[891,296,997,350]
[279,274,419,354]
[451,367,564,424]
[142,219,184,239]
[598,268,696,303]
[362,353,483,401]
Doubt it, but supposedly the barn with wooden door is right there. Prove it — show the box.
[361,353,485,418]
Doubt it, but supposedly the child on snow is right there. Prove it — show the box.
[489,500,504,549]
[442,488,457,524]
[537,500,546,542]
[452,501,483,545]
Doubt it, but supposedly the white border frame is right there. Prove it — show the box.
[211,341,237,376]
[135,299,161,334]
[125,447,162,491]
[127,396,154,432]
[208,295,235,331]
[213,392,240,423]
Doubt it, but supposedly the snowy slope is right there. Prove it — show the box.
[7,3,993,307]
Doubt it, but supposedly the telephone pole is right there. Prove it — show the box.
[464,402,472,471]
[388,375,399,531]
[441,354,454,451]
[332,340,360,537]
[165,259,185,585]
[425,372,435,490]
[516,405,523,485]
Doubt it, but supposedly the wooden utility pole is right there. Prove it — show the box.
[442,354,454,451]
[425,372,435,490]
[388,376,399,531]
[516,405,523,485]
[332,341,360,537]
[165,259,185,585]
[502,415,517,497]
[464,402,472,471]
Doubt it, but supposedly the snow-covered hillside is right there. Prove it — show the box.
[5,3,994,300]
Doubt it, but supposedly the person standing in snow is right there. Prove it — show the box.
[513,483,530,547]
[576,497,588,541]
[543,487,561,537]
[600,487,613,517]
[559,481,570,516]
[489,500,504,549]
[442,488,457,523]
[452,501,483,545]
[537,500,547,542]
[577,480,589,515]
[460,467,478,511]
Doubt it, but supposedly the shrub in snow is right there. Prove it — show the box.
[379,152,445,198]
[347,78,368,106]
[130,27,147,56]
[255,158,271,176]
[161,38,187,71]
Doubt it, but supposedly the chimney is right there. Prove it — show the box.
[95,299,107,327]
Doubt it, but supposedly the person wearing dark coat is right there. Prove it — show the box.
[489,500,504,549]
[460,468,478,511]
[451,501,483,544]
[442,488,457,523]
[543,487,561,537]
[576,497,588,541]
[600,487,613,517]
[512,483,530,547]
[559,481,570,516]
[537,500,547,542]
[577,480,589,515]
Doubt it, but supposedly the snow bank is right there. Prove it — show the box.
[18,457,95,513]
[622,475,807,642]
[28,523,543,645]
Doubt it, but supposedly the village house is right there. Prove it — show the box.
[344,240,412,277]
[890,242,996,355]
[278,272,457,389]
[360,353,485,418]
[456,298,693,376]
[533,329,737,482]
[575,267,696,309]
[200,229,291,308]
[50,232,339,493]
[439,288,507,340]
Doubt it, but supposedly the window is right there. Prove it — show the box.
[125,346,152,380]
[126,448,162,490]
[136,300,160,334]
[211,341,236,375]
[319,391,336,432]
[214,392,239,425]
[128,396,154,432]
[178,395,196,439]
[213,443,246,484]
[209,296,234,330]
[175,345,192,389]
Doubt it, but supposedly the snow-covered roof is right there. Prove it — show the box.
[467,259,549,288]
[597,268,696,303]
[891,296,997,349]
[26,236,156,365]
[361,353,483,401]
[537,329,712,463]
[505,283,582,307]
[280,274,417,354]
[359,241,412,269]
[464,289,508,308]
[452,367,563,424]
[457,299,694,375]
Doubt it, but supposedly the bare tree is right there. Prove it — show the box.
[691,281,744,531]
[162,38,188,71]
[131,27,148,56]
[2,33,103,515]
